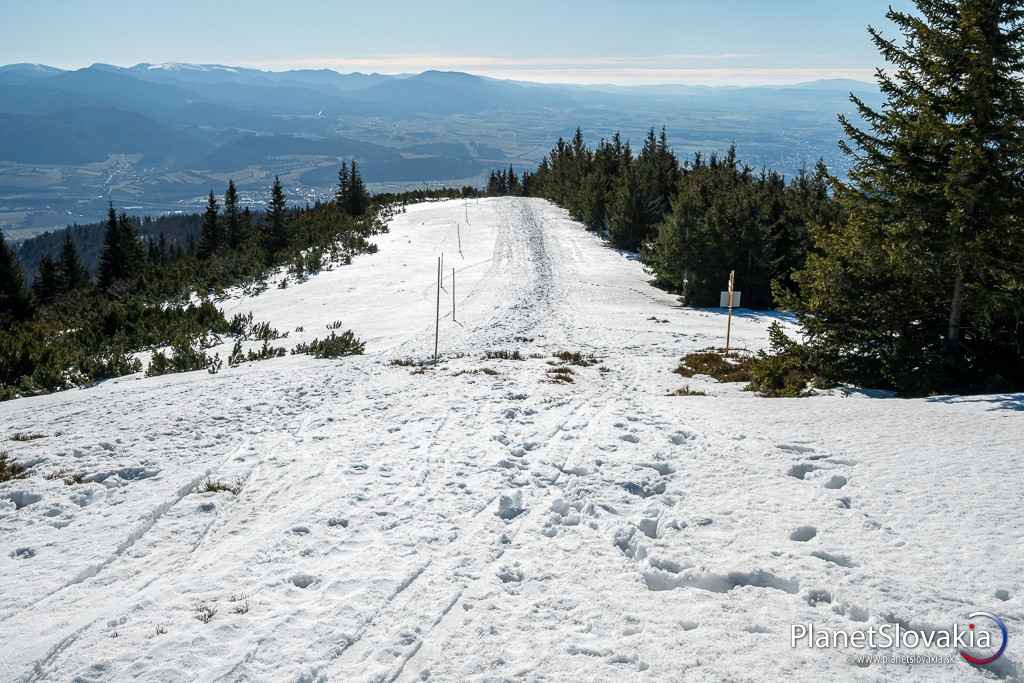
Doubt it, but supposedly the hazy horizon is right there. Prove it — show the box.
[4,0,914,86]
[2,59,881,89]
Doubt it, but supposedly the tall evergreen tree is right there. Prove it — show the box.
[506,165,521,195]
[157,232,170,265]
[32,255,60,306]
[346,160,370,216]
[264,176,289,256]
[198,190,221,258]
[97,206,143,290]
[224,180,244,249]
[97,205,120,290]
[336,162,351,211]
[0,230,31,326]
[58,232,89,292]
[794,0,1024,392]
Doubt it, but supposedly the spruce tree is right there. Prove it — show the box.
[198,191,220,258]
[32,255,60,306]
[336,162,351,212]
[224,180,244,249]
[794,0,1024,392]
[0,230,31,326]
[264,176,289,256]
[157,233,169,265]
[506,166,521,195]
[97,205,122,290]
[346,160,369,216]
[607,159,649,251]
[99,207,144,291]
[58,232,89,291]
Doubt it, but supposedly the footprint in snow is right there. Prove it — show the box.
[823,475,848,490]
[787,463,819,480]
[777,443,816,454]
[810,550,856,568]
[668,431,698,446]
[790,526,818,542]
[290,573,317,589]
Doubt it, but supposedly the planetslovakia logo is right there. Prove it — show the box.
[791,612,1009,666]
[960,612,1008,666]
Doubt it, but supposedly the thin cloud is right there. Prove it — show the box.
[239,54,872,86]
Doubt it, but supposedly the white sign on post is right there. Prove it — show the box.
[720,291,742,308]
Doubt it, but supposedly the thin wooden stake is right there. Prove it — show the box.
[452,267,456,322]
[434,256,441,362]
[457,222,463,257]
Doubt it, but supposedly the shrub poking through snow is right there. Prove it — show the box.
[484,349,524,361]
[546,366,575,384]
[45,468,84,485]
[228,339,287,367]
[452,367,499,377]
[193,602,217,624]
[229,593,250,615]
[147,335,221,377]
[229,313,287,342]
[674,349,753,383]
[552,350,598,367]
[201,478,243,495]
[669,385,707,396]
[389,358,417,367]
[746,323,833,397]
[292,330,365,358]
[0,451,26,482]
[11,432,45,442]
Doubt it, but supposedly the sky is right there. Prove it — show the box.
[2,0,917,86]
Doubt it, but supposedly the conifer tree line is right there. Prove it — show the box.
[489,128,832,310]
[487,0,1024,394]
[0,161,382,400]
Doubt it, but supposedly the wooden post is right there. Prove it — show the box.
[434,257,441,362]
[452,267,456,322]
[725,270,736,354]
[440,253,445,291]
[457,222,463,257]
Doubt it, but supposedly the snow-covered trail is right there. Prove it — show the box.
[1,198,1021,682]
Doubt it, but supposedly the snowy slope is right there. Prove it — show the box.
[1,198,1021,682]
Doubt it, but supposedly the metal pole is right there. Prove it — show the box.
[457,222,462,257]
[725,270,735,354]
[434,257,441,362]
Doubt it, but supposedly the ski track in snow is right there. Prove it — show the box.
[0,198,1021,682]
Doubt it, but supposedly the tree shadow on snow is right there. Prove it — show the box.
[926,393,1024,412]
[721,308,798,325]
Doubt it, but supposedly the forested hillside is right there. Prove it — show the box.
[0,163,387,400]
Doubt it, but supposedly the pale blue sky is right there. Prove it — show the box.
[2,0,916,85]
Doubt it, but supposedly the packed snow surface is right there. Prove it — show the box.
[1,198,1021,682]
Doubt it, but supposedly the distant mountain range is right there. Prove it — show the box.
[0,61,882,240]
[0,62,880,167]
